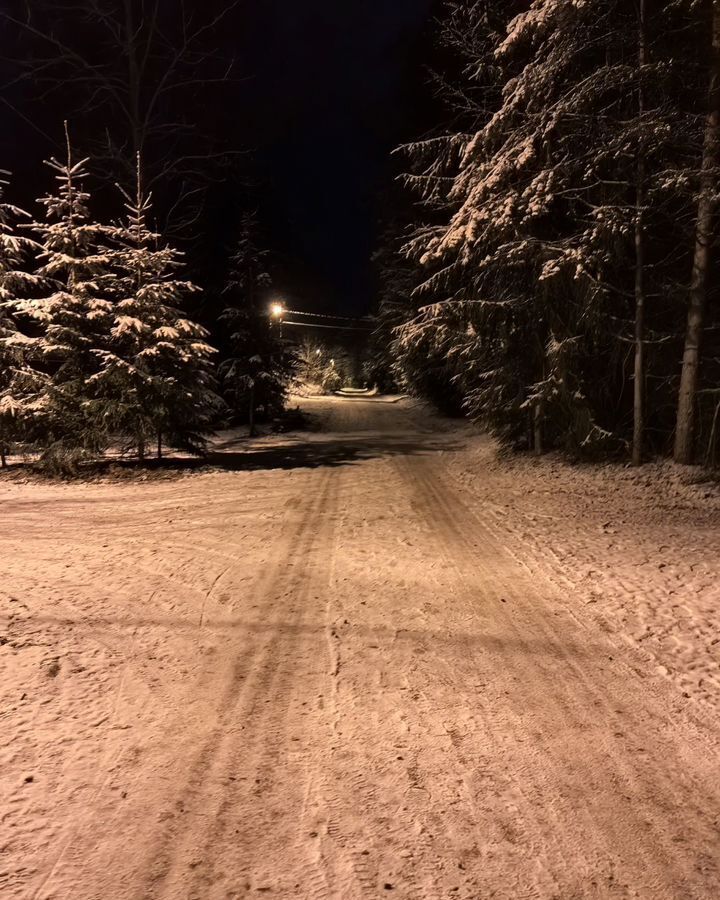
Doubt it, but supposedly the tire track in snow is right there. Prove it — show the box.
[144,469,340,899]
[398,453,720,898]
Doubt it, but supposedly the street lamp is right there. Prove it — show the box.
[270,301,286,340]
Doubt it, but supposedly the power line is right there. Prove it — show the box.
[284,309,373,323]
[281,320,373,332]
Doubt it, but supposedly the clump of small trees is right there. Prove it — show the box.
[294,339,352,394]
[0,129,219,472]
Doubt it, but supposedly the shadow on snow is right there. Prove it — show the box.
[0,433,463,479]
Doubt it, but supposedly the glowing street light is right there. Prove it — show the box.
[270,302,285,320]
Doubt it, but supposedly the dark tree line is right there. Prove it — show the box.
[377,0,720,465]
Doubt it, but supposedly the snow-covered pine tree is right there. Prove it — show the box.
[0,172,42,467]
[395,0,701,455]
[369,233,412,395]
[16,127,115,467]
[372,225,464,409]
[388,2,519,420]
[219,212,290,435]
[92,155,219,459]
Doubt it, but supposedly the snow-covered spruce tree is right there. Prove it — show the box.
[16,129,115,469]
[396,0,701,455]
[373,225,464,409]
[0,172,42,467]
[388,2,522,420]
[371,227,415,394]
[92,156,219,459]
[218,213,290,435]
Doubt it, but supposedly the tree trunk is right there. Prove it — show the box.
[632,0,647,467]
[534,402,544,456]
[123,0,143,161]
[248,384,256,438]
[675,3,720,463]
[705,399,720,467]
[157,431,162,460]
[1,444,7,469]
[138,438,145,463]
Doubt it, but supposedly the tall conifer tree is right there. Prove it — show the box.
[93,155,219,459]
[219,213,289,435]
[0,172,41,466]
[16,126,114,464]
[392,0,703,455]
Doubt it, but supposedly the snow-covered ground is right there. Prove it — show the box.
[447,434,720,709]
[2,397,719,899]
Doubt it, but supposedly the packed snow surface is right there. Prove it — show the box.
[2,397,719,899]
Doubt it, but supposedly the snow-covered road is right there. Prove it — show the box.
[2,398,720,899]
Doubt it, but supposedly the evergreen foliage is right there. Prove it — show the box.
[295,339,353,394]
[0,138,225,472]
[373,230,464,411]
[15,130,115,466]
[219,213,290,434]
[93,156,220,458]
[383,0,718,460]
[0,172,41,466]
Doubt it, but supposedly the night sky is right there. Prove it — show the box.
[1,0,438,316]
[240,0,436,314]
